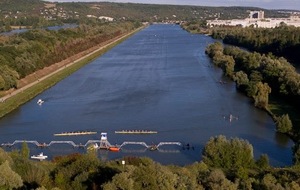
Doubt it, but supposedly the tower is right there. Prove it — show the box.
[99,132,111,149]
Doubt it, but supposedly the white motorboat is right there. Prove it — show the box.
[37,99,44,105]
[31,152,48,160]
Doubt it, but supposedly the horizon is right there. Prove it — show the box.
[47,0,300,11]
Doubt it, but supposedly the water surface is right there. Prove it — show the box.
[0,24,293,166]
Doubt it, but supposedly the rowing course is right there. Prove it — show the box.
[0,24,293,166]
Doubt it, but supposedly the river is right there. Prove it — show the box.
[0,24,293,166]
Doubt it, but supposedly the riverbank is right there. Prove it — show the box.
[0,25,146,118]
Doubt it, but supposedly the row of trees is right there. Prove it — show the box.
[205,42,298,133]
[1,136,300,190]
[205,42,300,162]
[210,25,300,65]
[0,20,141,91]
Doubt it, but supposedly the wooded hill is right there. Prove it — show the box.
[0,0,291,25]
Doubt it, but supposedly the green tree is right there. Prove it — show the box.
[102,171,134,190]
[203,169,238,190]
[0,148,13,165]
[0,160,23,189]
[256,154,270,170]
[21,142,30,159]
[253,82,271,109]
[202,135,254,170]
[0,75,5,90]
[276,114,293,133]
[205,42,223,58]
[129,160,177,190]
[293,143,300,165]
[261,173,284,190]
[0,65,19,90]
[233,71,249,90]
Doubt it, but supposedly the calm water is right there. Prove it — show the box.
[0,24,293,166]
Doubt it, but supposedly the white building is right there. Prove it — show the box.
[98,16,114,22]
[207,11,300,28]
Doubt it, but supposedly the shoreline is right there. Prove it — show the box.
[0,25,146,118]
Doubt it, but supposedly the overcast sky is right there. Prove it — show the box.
[50,0,300,10]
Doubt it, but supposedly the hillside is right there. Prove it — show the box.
[0,0,291,25]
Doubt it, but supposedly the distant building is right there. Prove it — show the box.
[98,16,114,22]
[207,11,300,28]
[249,11,264,19]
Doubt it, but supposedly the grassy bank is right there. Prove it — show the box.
[0,27,143,118]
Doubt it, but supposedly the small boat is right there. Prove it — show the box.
[87,143,99,150]
[37,99,44,105]
[54,131,97,136]
[115,130,158,134]
[149,145,157,151]
[31,152,48,160]
[109,146,120,152]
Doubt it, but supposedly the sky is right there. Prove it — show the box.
[50,0,300,10]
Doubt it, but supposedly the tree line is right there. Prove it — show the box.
[205,42,300,161]
[0,21,141,91]
[1,135,300,190]
[210,25,300,65]
[206,42,300,104]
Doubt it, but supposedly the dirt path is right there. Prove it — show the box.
[0,27,144,102]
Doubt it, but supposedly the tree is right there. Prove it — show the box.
[203,169,238,190]
[0,160,23,189]
[292,144,300,165]
[21,142,30,159]
[102,172,134,190]
[0,148,13,165]
[261,173,284,190]
[205,42,223,58]
[202,135,254,170]
[253,82,271,109]
[0,65,19,90]
[0,75,5,90]
[256,154,270,170]
[233,71,249,90]
[276,114,293,134]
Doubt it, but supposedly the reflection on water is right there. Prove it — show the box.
[0,24,294,166]
[275,132,292,147]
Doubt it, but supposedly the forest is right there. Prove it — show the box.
[210,26,300,65]
[0,20,141,91]
[1,135,300,190]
